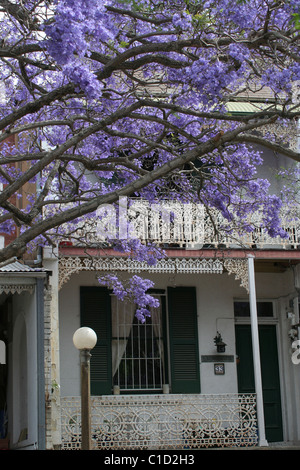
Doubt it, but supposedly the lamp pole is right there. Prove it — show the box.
[80,348,92,450]
[73,327,97,450]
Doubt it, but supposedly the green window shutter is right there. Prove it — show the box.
[80,287,112,395]
[168,287,200,394]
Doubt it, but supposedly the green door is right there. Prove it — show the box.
[235,324,283,442]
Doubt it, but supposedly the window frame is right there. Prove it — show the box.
[234,299,277,325]
[112,291,169,394]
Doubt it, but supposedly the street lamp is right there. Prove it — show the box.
[73,327,97,450]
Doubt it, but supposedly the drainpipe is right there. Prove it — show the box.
[36,277,46,449]
[247,255,268,447]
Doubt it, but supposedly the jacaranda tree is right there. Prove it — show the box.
[0,0,299,317]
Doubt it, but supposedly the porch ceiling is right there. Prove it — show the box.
[254,259,299,273]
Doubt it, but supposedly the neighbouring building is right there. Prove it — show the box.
[0,260,48,449]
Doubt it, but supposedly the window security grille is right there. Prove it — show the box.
[112,297,164,391]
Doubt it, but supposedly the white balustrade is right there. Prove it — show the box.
[60,393,258,450]
[54,200,300,249]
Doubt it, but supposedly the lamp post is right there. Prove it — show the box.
[73,327,97,450]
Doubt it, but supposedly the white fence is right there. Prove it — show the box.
[60,393,258,450]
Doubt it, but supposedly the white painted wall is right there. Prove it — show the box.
[255,146,295,194]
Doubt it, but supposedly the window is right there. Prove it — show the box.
[234,301,273,317]
[80,286,200,395]
[111,295,165,392]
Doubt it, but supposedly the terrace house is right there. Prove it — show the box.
[42,97,300,450]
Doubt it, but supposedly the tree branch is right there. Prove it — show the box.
[234,134,300,162]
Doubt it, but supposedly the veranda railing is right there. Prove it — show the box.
[60,393,258,450]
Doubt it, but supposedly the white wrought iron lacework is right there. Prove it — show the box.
[0,283,35,295]
[60,394,258,450]
[58,256,224,289]
[58,256,249,291]
[55,200,299,248]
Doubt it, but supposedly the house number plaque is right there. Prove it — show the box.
[214,363,225,375]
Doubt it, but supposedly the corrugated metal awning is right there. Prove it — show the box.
[0,260,47,274]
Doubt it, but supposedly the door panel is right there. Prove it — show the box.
[235,324,283,442]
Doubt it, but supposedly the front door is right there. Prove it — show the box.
[235,324,283,442]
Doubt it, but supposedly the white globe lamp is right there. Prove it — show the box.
[73,327,97,350]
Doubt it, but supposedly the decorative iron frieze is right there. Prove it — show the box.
[58,256,224,290]
[0,282,35,295]
[224,259,249,292]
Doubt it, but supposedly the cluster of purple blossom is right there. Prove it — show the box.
[98,274,159,322]
[45,0,115,63]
